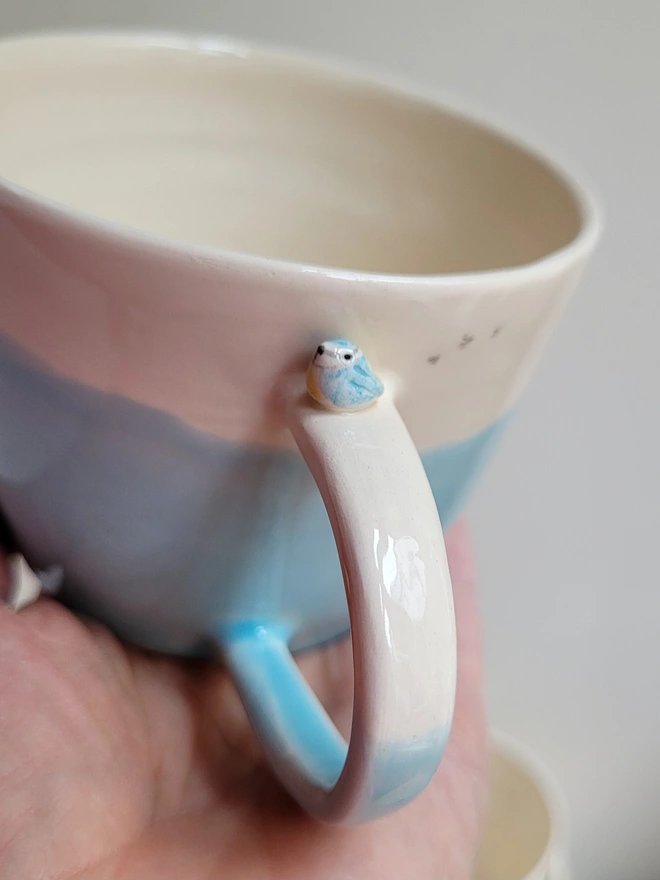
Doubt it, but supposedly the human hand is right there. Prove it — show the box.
[0,521,487,880]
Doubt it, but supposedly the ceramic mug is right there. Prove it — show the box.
[475,732,573,880]
[0,32,599,824]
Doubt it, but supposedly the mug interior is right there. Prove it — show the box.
[0,34,584,275]
[474,736,567,880]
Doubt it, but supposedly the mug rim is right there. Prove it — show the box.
[0,28,601,290]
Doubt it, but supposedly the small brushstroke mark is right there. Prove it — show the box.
[459,334,474,349]
[427,354,441,365]
[491,326,503,338]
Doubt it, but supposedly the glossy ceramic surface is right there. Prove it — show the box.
[305,339,384,411]
[0,32,599,823]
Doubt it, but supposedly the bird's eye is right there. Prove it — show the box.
[343,352,353,361]
[317,345,325,356]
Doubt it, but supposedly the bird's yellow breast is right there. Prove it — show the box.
[306,363,325,405]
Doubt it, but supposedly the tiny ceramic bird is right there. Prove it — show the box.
[306,339,384,412]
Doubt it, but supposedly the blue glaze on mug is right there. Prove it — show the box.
[0,335,506,655]
[221,619,450,819]
[221,620,347,788]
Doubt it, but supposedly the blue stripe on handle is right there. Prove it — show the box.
[219,622,450,821]
[220,621,347,789]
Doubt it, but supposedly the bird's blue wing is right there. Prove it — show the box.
[348,360,384,397]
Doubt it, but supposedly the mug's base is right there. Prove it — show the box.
[10,548,353,658]
[288,624,351,655]
[56,585,352,659]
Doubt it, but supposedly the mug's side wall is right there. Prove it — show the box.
[0,187,590,450]
[0,330,504,653]
[0,188,590,652]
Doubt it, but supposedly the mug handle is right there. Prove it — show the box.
[219,383,456,824]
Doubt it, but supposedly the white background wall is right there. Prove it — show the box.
[1,2,658,877]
